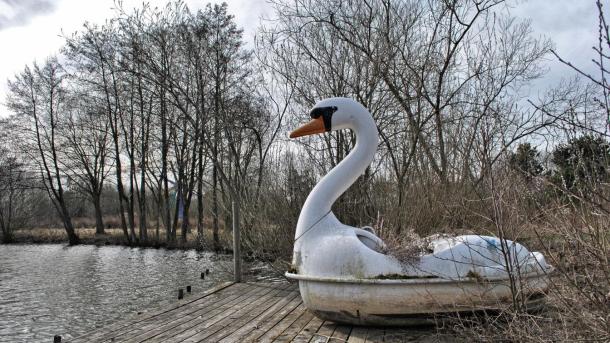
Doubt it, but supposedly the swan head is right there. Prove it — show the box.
[289,97,373,138]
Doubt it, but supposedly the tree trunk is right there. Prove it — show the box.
[128,143,136,242]
[197,190,204,239]
[171,183,181,241]
[0,211,12,244]
[161,87,172,243]
[212,164,220,251]
[139,183,147,242]
[60,202,79,245]
[1,227,13,243]
[137,71,149,242]
[181,203,190,243]
[0,188,15,243]
[114,144,131,244]
[156,181,161,242]
[93,194,105,235]
[196,145,205,240]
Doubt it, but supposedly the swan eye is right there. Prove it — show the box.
[309,106,337,131]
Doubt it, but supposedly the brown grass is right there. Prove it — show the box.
[10,225,234,251]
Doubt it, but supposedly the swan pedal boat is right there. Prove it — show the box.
[285,98,553,326]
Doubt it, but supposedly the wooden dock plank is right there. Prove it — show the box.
[249,302,307,342]
[183,283,296,343]
[290,314,324,343]
[149,283,288,343]
[69,281,236,343]
[346,327,368,343]
[329,325,352,342]
[118,282,270,343]
[309,321,337,343]
[271,308,316,343]
[112,283,252,341]
[67,282,450,343]
[218,286,301,342]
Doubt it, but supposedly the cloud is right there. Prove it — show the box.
[0,0,58,30]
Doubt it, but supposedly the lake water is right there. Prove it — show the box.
[0,244,237,343]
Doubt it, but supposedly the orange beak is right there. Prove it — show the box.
[289,117,326,138]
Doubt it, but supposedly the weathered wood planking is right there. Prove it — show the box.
[68,282,454,343]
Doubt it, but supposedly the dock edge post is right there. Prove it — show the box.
[232,200,242,282]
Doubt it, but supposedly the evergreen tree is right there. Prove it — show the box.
[509,143,543,179]
[551,135,610,192]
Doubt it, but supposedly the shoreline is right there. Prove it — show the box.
[2,228,232,251]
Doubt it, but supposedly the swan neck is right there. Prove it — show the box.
[296,119,377,237]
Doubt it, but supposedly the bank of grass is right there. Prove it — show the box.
[9,226,234,251]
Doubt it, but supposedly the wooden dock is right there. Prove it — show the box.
[69,282,452,343]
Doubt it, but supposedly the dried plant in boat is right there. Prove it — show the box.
[378,227,427,266]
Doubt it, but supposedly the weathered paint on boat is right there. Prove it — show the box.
[286,268,553,326]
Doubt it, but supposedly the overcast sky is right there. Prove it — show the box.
[0,0,605,116]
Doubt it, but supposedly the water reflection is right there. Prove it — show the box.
[0,244,232,343]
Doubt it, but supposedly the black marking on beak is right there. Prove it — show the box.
[309,106,337,131]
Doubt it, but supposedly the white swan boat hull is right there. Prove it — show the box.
[287,98,555,326]
[286,270,552,326]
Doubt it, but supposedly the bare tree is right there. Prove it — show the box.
[65,24,134,243]
[259,0,554,232]
[62,94,111,235]
[0,144,32,243]
[6,59,79,244]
